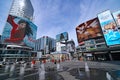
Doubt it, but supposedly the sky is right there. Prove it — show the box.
[0,0,120,46]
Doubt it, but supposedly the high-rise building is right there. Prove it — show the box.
[0,35,1,43]
[9,0,34,21]
[2,0,36,48]
[0,0,36,62]
[34,36,56,55]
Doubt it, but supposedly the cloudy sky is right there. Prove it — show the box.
[0,0,120,45]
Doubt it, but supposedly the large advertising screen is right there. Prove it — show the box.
[98,10,120,46]
[76,18,102,43]
[56,32,68,42]
[113,10,120,28]
[2,15,37,48]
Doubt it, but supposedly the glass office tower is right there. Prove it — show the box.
[9,0,34,21]
[35,36,56,55]
[0,0,36,61]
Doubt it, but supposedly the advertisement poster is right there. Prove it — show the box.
[98,10,120,46]
[56,32,68,42]
[76,18,102,43]
[2,15,37,48]
[113,10,120,28]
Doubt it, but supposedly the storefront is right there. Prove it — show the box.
[51,51,71,62]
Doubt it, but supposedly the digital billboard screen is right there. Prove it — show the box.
[76,18,102,43]
[2,15,37,48]
[98,10,120,46]
[113,10,120,28]
[56,32,68,42]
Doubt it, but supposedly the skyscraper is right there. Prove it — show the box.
[34,36,56,55]
[9,0,34,21]
[2,0,37,48]
[0,0,37,61]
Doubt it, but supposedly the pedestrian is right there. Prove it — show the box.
[54,60,57,64]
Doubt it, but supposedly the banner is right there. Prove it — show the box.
[56,32,68,42]
[2,15,37,48]
[98,10,120,46]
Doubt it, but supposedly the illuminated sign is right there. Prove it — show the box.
[98,10,120,46]
[113,10,120,27]
[56,32,68,42]
[76,18,102,43]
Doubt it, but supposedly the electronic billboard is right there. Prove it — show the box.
[56,32,68,42]
[98,10,120,46]
[76,17,102,43]
[113,10,120,28]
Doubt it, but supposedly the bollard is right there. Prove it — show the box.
[31,63,34,69]
[9,63,15,77]
[19,63,25,80]
[24,63,27,69]
[41,63,45,71]
[39,70,45,80]
[4,62,10,73]
[57,63,60,71]
[85,62,90,72]
[39,63,45,80]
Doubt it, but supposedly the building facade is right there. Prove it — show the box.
[56,42,66,52]
[56,39,75,58]
[66,40,75,53]
[76,37,108,60]
[34,36,56,55]
[9,0,34,21]
[0,0,37,61]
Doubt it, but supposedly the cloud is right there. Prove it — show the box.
[1,0,120,46]
[32,0,81,42]
[32,0,120,46]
